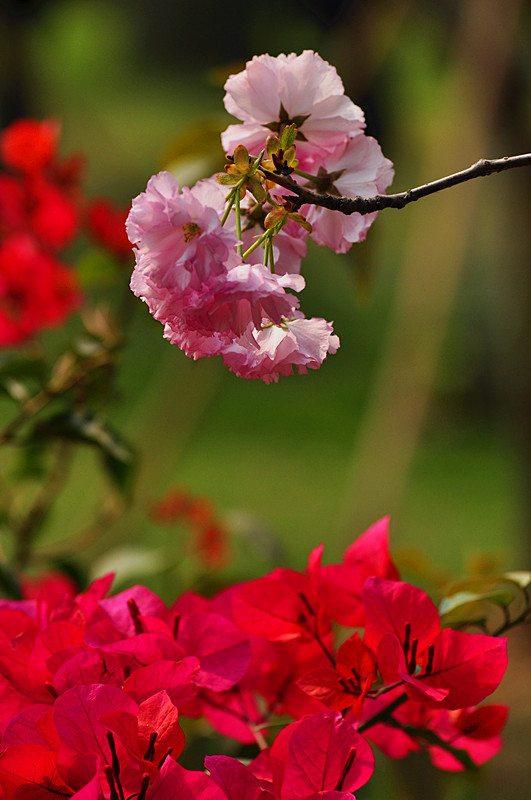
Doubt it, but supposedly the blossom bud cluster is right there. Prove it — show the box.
[0,518,508,797]
[127,52,394,383]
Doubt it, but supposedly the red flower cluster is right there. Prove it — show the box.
[151,486,230,568]
[0,120,82,345]
[0,519,508,798]
[0,119,132,347]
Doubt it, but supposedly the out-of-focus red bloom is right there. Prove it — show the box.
[21,571,78,604]
[0,119,60,173]
[0,232,81,346]
[86,198,133,260]
[29,176,79,249]
[151,486,230,569]
[151,487,191,522]
[197,522,228,568]
[0,118,83,346]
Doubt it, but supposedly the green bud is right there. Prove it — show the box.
[280,123,297,152]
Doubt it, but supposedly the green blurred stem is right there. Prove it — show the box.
[14,440,73,570]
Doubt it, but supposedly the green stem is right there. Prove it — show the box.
[235,189,243,258]
[268,238,275,273]
[293,167,318,182]
[220,189,236,227]
[242,230,271,260]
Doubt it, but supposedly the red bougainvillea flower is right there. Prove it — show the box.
[0,118,60,173]
[360,687,508,771]
[297,631,377,716]
[319,516,399,628]
[362,577,508,708]
[0,232,81,346]
[232,545,331,644]
[427,704,509,771]
[0,118,83,346]
[207,710,374,800]
[86,198,133,260]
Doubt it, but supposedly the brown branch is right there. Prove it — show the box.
[261,153,531,216]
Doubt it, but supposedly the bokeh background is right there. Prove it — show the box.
[0,1,530,798]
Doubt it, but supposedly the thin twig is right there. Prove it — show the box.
[261,153,531,216]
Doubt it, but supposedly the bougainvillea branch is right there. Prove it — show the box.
[261,153,531,216]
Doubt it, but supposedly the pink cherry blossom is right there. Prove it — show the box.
[304,135,394,253]
[222,52,365,168]
[221,317,340,383]
[178,265,303,337]
[127,171,238,303]
[192,176,308,275]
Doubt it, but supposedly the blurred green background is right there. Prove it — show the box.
[1,1,530,798]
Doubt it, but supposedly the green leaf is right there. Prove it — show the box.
[439,574,531,633]
[30,410,136,498]
[216,173,240,185]
[0,353,47,403]
[13,440,48,480]
[248,176,266,203]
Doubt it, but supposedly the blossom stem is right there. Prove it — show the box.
[358,691,408,733]
[242,230,270,260]
[293,167,318,182]
[220,189,236,226]
[268,238,275,273]
[252,726,269,750]
[262,153,531,216]
[235,189,243,258]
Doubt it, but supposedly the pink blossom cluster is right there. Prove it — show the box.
[127,52,393,382]
[0,519,508,797]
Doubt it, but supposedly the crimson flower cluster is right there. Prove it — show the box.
[0,119,131,348]
[0,519,508,797]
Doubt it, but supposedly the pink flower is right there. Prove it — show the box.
[304,135,394,253]
[221,316,340,384]
[178,265,304,338]
[192,176,308,275]
[127,171,238,301]
[222,52,365,168]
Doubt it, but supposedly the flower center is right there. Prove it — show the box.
[182,222,202,242]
